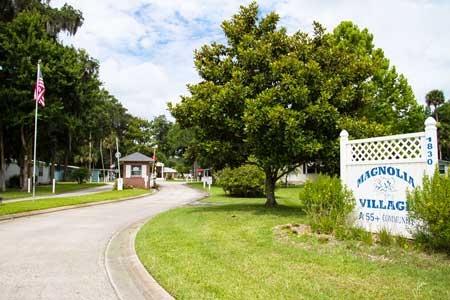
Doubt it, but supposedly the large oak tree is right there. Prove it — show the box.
[170,2,424,206]
[0,4,133,189]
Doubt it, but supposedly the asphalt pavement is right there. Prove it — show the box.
[0,181,208,300]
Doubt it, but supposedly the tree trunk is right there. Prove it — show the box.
[88,131,92,174]
[27,149,32,188]
[20,155,27,191]
[50,161,55,182]
[63,152,68,181]
[63,132,72,181]
[0,123,5,192]
[100,139,106,181]
[20,125,31,191]
[109,147,112,169]
[264,170,278,207]
[49,140,56,182]
[18,154,23,189]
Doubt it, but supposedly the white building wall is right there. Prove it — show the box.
[284,163,318,184]
[1,163,20,183]
[2,162,54,185]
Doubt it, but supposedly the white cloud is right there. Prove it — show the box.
[52,0,450,119]
[274,0,450,103]
[101,56,170,117]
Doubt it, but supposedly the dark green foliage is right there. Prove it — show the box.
[217,165,265,197]
[407,168,450,253]
[70,167,90,184]
[426,89,445,112]
[7,175,20,188]
[299,174,355,233]
[435,97,450,160]
[0,6,139,189]
[170,2,424,207]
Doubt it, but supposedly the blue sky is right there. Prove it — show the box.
[52,0,450,120]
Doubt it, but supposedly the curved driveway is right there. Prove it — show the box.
[0,181,205,300]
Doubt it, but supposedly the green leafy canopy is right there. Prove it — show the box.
[169,2,424,206]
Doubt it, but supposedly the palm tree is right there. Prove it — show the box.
[425,89,445,122]
[426,89,446,159]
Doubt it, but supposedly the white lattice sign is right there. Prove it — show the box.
[340,117,438,237]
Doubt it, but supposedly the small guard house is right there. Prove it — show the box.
[120,152,154,189]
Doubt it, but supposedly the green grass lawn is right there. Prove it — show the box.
[135,184,450,300]
[0,189,150,216]
[0,182,106,200]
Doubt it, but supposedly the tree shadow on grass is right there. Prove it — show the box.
[187,201,305,218]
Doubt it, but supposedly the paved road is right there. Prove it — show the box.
[0,181,206,300]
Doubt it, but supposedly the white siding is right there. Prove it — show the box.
[125,165,131,178]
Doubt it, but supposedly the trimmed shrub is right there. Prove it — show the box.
[407,168,450,253]
[217,165,265,197]
[70,167,90,184]
[299,174,355,234]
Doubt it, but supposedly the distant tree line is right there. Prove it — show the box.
[0,1,188,191]
[3,1,450,200]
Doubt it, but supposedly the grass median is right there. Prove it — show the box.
[0,182,106,200]
[0,189,150,216]
[136,183,450,300]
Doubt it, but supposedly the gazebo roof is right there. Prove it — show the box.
[120,152,153,162]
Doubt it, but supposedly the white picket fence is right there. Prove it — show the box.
[340,117,438,237]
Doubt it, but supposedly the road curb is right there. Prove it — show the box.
[105,217,174,300]
[104,185,211,300]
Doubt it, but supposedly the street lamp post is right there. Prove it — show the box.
[115,137,122,190]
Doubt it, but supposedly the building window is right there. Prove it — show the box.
[38,166,43,176]
[131,165,142,176]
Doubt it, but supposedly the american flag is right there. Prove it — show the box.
[33,66,45,107]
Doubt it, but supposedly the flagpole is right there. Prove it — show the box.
[32,60,40,201]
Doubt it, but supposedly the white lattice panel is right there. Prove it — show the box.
[350,136,423,162]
